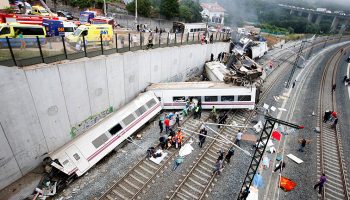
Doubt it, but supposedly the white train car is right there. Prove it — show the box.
[205,61,229,81]
[46,91,161,179]
[147,82,257,110]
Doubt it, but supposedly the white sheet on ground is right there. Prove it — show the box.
[150,150,168,165]
[257,139,274,148]
[179,143,194,156]
[247,186,259,200]
[287,154,303,164]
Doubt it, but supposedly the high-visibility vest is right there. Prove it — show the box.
[195,106,199,112]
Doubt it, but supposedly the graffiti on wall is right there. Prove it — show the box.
[70,106,114,138]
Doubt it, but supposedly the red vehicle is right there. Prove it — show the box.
[90,17,116,28]
[0,13,58,25]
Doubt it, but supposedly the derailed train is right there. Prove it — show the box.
[41,82,259,194]
[42,91,162,191]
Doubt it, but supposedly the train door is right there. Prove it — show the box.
[65,145,90,174]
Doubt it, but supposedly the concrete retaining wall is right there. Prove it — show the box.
[0,42,229,190]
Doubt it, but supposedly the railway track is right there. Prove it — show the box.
[317,46,350,200]
[97,36,350,200]
[165,43,306,199]
[166,109,251,200]
[98,112,211,200]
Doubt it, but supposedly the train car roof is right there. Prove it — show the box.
[147,81,254,90]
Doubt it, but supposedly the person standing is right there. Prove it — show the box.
[212,159,223,175]
[273,161,286,172]
[298,138,307,152]
[164,117,170,135]
[292,80,296,88]
[210,34,213,43]
[235,130,243,147]
[221,52,225,62]
[332,117,338,129]
[159,117,163,134]
[175,114,180,127]
[18,32,26,50]
[314,173,326,194]
[217,150,224,161]
[211,53,214,61]
[343,75,348,83]
[159,135,167,149]
[332,84,336,92]
[225,148,235,163]
[217,52,222,61]
[198,127,207,148]
[155,26,158,33]
[323,110,332,122]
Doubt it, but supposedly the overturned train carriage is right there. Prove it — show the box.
[42,91,162,189]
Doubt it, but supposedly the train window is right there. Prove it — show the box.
[221,96,235,101]
[123,114,136,126]
[173,96,185,102]
[135,105,147,117]
[92,133,109,148]
[238,95,251,101]
[62,159,69,165]
[109,123,122,135]
[73,153,80,161]
[204,96,218,102]
[146,98,157,108]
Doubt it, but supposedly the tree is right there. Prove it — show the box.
[160,0,179,19]
[179,5,191,22]
[180,0,202,22]
[126,0,152,17]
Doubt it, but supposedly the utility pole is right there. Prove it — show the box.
[135,0,138,24]
[103,0,107,17]
[237,115,304,200]
[286,41,306,88]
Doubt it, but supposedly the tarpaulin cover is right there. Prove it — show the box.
[272,131,281,141]
[252,173,263,188]
[280,176,297,191]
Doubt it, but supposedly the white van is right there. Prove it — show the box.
[63,21,77,37]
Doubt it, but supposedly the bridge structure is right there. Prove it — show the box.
[279,4,350,34]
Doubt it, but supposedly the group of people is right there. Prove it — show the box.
[200,34,214,44]
[217,52,226,62]
[343,75,350,86]
[323,110,338,129]
[212,148,235,175]
[182,98,203,119]
[159,128,184,150]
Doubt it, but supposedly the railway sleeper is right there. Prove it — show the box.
[175,192,188,200]
[201,159,215,169]
[139,164,156,175]
[198,164,212,173]
[112,189,128,200]
[180,188,199,199]
[129,173,147,184]
[119,183,136,195]
[195,168,211,178]
[134,169,150,180]
[143,160,159,170]
[124,178,141,190]
[184,182,203,194]
[203,155,216,163]
[188,177,206,188]
[192,172,210,182]
[325,188,345,199]
[326,181,346,193]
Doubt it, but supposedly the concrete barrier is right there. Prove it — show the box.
[0,42,229,190]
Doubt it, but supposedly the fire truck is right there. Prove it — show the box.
[0,13,58,25]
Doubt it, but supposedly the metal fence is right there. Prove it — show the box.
[0,32,230,67]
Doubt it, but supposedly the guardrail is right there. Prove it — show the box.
[0,32,230,67]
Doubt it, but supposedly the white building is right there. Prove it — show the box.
[200,2,225,25]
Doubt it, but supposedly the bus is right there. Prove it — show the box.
[172,22,207,34]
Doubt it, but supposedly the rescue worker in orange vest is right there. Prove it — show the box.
[173,129,183,149]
